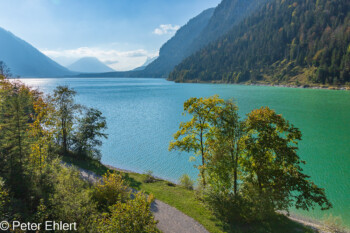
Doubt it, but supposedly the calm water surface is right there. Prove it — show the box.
[20,78,350,227]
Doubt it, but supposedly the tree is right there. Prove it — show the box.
[242,107,332,217]
[0,61,11,78]
[73,107,108,160]
[0,80,33,194]
[169,95,223,186]
[51,86,80,155]
[29,94,56,175]
[207,99,244,196]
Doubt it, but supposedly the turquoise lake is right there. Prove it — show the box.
[20,77,350,227]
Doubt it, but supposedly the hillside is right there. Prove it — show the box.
[144,0,270,78]
[169,0,350,86]
[0,27,73,77]
[189,0,270,54]
[140,8,215,78]
[68,57,115,73]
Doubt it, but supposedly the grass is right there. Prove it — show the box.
[62,156,315,233]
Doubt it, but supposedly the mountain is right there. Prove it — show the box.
[189,0,270,54]
[68,57,115,73]
[0,27,73,77]
[141,8,215,77]
[132,56,158,71]
[143,0,270,78]
[169,0,350,86]
[82,8,215,78]
[83,1,270,78]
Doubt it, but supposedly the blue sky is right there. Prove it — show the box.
[0,0,220,70]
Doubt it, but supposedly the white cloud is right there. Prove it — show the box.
[153,24,180,35]
[41,47,159,71]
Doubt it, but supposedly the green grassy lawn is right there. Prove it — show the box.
[62,156,314,233]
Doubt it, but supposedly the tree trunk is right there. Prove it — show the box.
[200,128,206,187]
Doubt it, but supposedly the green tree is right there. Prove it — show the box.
[209,99,243,196]
[242,107,332,218]
[0,80,33,194]
[51,86,80,155]
[169,95,223,186]
[73,107,108,160]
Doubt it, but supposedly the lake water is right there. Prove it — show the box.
[20,77,350,228]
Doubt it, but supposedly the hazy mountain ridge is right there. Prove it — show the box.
[68,57,115,73]
[169,0,350,86]
[0,27,73,77]
[132,56,158,71]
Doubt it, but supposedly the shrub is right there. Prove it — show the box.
[47,162,98,232]
[179,174,194,190]
[166,181,176,187]
[97,192,159,233]
[93,171,130,211]
[143,170,156,183]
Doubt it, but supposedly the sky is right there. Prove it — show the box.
[0,0,221,71]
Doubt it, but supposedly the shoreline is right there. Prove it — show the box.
[16,76,350,91]
[173,79,350,91]
[102,162,349,233]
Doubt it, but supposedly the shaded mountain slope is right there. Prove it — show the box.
[189,0,270,54]
[0,27,73,77]
[140,8,215,77]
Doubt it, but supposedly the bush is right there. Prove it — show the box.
[179,174,194,190]
[97,192,159,233]
[166,181,176,187]
[204,191,243,224]
[143,170,156,183]
[46,161,98,232]
[93,171,130,211]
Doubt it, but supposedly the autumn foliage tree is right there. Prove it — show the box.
[171,96,332,222]
[169,95,223,186]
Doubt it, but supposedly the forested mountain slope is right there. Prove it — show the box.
[189,0,270,54]
[169,0,350,86]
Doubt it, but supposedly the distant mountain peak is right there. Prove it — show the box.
[68,57,115,73]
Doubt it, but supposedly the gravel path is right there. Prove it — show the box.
[151,199,209,233]
[78,167,209,233]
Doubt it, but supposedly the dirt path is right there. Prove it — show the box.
[78,167,209,233]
